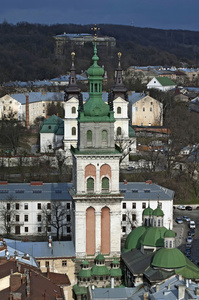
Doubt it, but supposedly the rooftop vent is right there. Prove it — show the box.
[30,182,43,186]
[146,180,152,184]
[0,181,8,185]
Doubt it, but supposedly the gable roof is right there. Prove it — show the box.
[155,77,176,86]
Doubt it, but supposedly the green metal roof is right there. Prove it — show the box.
[164,229,175,238]
[129,126,136,138]
[143,206,153,216]
[73,284,87,295]
[95,253,105,261]
[40,114,64,135]
[110,267,122,277]
[175,258,199,279]
[156,77,176,86]
[152,205,164,217]
[78,269,91,278]
[91,264,109,276]
[140,227,167,247]
[152,248,186,269]
[124,226,147,251]
[81,259,89,266]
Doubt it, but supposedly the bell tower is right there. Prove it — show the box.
[71,41,123,259]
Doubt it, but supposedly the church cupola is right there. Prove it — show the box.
[152,204,164,227]
[109,52,128,102]
[142,203,153,226]
[64,52,80,101]
[164,228,176,249]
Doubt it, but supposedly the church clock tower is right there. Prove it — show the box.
[71,42,123,259]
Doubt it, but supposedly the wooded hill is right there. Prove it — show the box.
[0,22,199,84]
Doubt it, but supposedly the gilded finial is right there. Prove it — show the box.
[118,52,122,59]
[71,52,75,57]
[91,24,100,41]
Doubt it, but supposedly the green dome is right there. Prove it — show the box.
[110,267,122,277]
[112,258,119,265]
[152,206,164,217]
[152,248,187,269]
[141,227,167,247]
[87,43,104,77]
[143,206,153,216]
[95,253,105,262]
[164,229,175,238]
[91,264,109,276]
[124,226,147,251]
[78,268,91,278]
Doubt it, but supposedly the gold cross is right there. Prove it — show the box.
[91,24,100,41]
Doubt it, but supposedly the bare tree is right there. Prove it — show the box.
[0,195,16,236]
[42,201,69,240]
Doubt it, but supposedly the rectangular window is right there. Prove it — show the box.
[132,214,136,221]
[122,214,126,221]
[7,203,10,210]
[122,226,126,233]
[37,214,41,222]
[38,227,42,233]
[132,203,136,209]
[24,215,28,222]
[67,203,70,210]
[7,214,10,222]
[25,227,28,232]
[24,203,28,210]
[45,261,49,268]
[47,227,51,232]
[67,226,71,233]
[142,202,146,209]
[37,203,41,210]
[143,107,145,112]
[47,203,51,210]
[150,107,152,112]
[67,215,71,222]
[16,203,19,210]
[122,202,126,209]
[62,260,67,267]
[16,215,20,222]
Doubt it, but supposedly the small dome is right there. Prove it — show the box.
[124,226,147,251]
[91,264,109,276]
[110,267,122,277]
[87,43,104,77]
[78,268,91,278]
[164,229,175,238]
[95,253,105,262]
[152,248,187,269]
[141,227,167,247]
[81,259,89,266]
[152,206,164,217]
[143,206,153,216]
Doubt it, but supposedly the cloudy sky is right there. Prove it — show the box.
[0,0,199,31]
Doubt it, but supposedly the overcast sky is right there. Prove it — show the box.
[0,0,199,31]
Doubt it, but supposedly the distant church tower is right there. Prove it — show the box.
[71,42,123,258]
[63,52,81,151]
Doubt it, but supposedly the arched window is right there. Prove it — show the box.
[117,107,121,114]
[71,106,76,114]
[72,127,76,136]
[102,130,108,146]
[102,177,109,192]
[165,240,168,248]
[87,178,94,192]
[117,127,122,136]
[158,219,161,227]
[87,130,92,144]
[169,241,172,248]
[95,83,98,92]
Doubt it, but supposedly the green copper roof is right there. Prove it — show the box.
[110,267,122,277]
[156,77,176,86]
[78,269,91,278]
[79,42,114,122]
[175,258,199,279]
[40,114,64,135]
[129,126,136,137]
[95,253,105,261]
[81,259,89,266]
[152,248,187,269]
[152,205,164,217]
[87,42,104,77]
[91,264,109,276]
[73,284,87,295]
[124,226,147,251]
[141,226,167,247]
[143,206,153,216]
[112,258,119,265]
[164,229,175,238]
